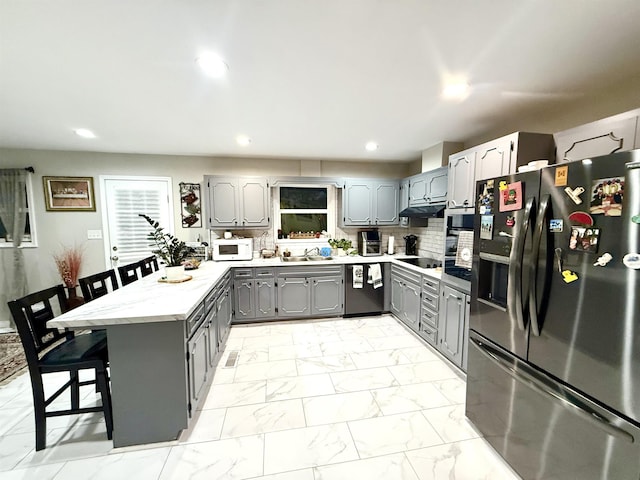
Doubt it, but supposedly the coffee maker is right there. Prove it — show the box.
[404,234,418,256]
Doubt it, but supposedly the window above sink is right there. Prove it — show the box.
[274,185,336,241]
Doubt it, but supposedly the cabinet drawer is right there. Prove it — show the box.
[204,288,217,312]
[422,277,439,296]
[421,307,438,329]
[233,268,253,278]
[422,290,439,310]
[419,322,437,346]
[255,267,274,278]
[391,264,422,284]
[186,301,206,337]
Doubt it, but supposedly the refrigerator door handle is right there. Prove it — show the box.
[470,334,635,444]
[529,194,550,336]
[507,196,535,331]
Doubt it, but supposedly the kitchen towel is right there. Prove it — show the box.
[455,231,474,269]
[353,265,363,288]
[369,263,383,289]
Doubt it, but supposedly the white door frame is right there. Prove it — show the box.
[99,175,174,269]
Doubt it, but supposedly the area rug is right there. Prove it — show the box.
[0,333,27,384]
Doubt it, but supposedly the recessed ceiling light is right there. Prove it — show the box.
[365,142,379,152]
[582,158,593,165]
[74,128,96,139]
[442,81,470,101]
[196,52,228,78]
[236,135,252,147]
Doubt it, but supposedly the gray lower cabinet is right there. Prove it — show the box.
[418,275,440,347]
[311,276,343,316]
[276,265,344,318]
[232,268,276,322]
[390,264,421,332]
[187,271,231,417]
[187,322,209,411]
[438,284,470,369]
[216,273,232,347]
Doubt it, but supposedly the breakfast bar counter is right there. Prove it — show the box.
[49,256,440,447]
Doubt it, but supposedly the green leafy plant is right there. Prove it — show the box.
[328,238,352,249]
[139,214,194,267]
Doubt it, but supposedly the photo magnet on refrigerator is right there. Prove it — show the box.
[480,215,494,240]
[590,177,624,217]
[631,215,640,224]
[505,216,515,227]
[549,219,563,232]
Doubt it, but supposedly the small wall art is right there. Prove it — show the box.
[179,182,202,228]
[43,176,96,211]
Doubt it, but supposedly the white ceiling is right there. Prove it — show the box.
[1,0,640,162]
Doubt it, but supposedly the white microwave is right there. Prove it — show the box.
[212,238,253,261]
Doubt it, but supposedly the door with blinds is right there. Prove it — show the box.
[100,176,173,268]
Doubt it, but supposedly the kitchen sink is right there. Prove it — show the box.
[281,255,333,262]
[306,255,333,261]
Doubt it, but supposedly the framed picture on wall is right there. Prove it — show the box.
[43,176,96,211]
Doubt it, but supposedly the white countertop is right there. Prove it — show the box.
[49,255,441,329]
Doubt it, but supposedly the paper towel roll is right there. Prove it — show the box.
[388,236,394,254]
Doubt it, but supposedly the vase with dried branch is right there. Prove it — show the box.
[53,245,85,309]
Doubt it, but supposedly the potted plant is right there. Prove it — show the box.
[139,214,194,280]
[328,238,353,256]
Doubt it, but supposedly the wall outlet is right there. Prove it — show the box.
[87,229,103,240]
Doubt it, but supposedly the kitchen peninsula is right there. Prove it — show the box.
[50,256,441,448]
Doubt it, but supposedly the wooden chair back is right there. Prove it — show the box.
[79,269,119,302]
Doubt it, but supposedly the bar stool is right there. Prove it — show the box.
[139,255,159,277]
[117,262,140,286]
[8,285,113,450]
[79,269,119,302]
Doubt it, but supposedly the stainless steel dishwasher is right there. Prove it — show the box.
[344,263,387,317]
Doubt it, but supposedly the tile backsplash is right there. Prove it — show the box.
[211,218,445,260]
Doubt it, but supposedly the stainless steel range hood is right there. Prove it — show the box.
[399,205,445,218]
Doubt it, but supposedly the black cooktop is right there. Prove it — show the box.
[399,258,441,269]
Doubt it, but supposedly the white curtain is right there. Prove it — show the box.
[0,169,29,330]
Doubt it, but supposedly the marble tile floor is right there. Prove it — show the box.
[0,314,522,479]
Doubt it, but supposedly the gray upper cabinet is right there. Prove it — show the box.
[408,167,448,207]
[342,179,399,226]
[447,150,476,209]
[399,178,410,227]
[554,109,640,163]
[475,137,512,182]
[205,176,270,229]
[473,132,554,182]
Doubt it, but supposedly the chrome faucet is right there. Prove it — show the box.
[304,247,320,257]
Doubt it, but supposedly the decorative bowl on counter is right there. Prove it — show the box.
[182,258,201,270]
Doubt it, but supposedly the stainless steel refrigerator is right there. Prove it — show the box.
[466,149,640,480]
